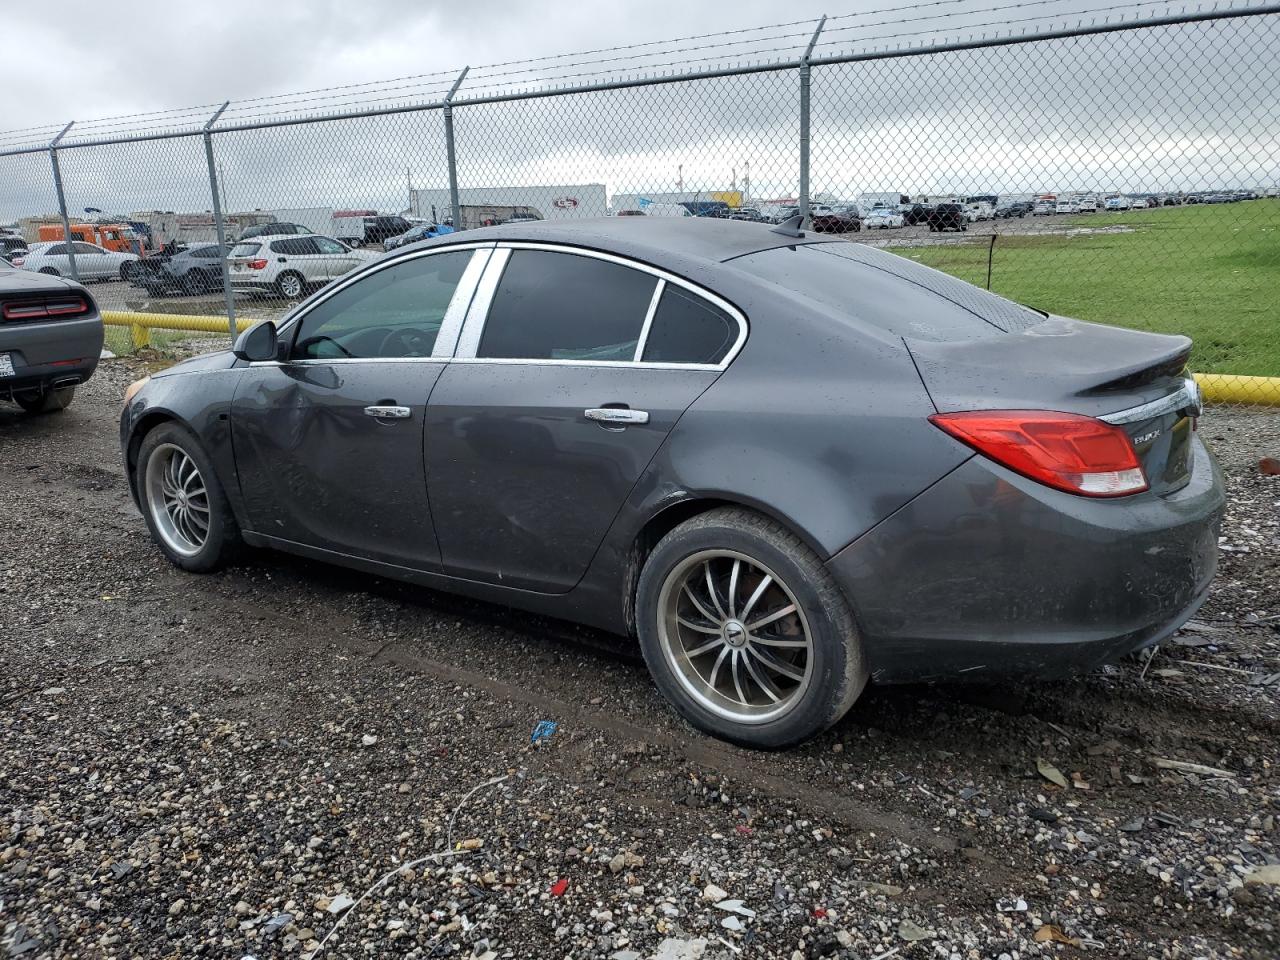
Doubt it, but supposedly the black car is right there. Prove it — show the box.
[1,235,29,263]
[927,203,967,232]
[903,204,934,226]
[131,243,228,295]
[996,201,1032,218]
[120,217,1222,748]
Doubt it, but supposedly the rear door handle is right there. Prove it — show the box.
[585,407,649,425]
[364,405,411,419]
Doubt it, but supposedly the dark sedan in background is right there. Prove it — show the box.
[131,243,228,295]
[1,262,102,412]
[119,218,1223,747]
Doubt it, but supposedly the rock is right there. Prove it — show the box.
[861,882,904,896]
[168,898,186,916]
[652,938,708,960]
[611,952,641,960]
[702,883,728,902]
[898,918,934,941]
[327,894,355,914]
[1244,865,1280,886]
[263,913,293,936]
[714,899,756,917]
[361,734,378,747]
[721,916,744,931]
[609,853,626,874]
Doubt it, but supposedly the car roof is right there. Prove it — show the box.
[412,217,841,268]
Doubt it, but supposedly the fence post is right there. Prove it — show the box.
[797,17,826,224]
[49,122,79,283]
[443,67,470,232]
[202,102,237,339]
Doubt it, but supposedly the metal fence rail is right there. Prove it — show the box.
[2,2,1278,403]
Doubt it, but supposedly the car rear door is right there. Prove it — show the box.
[71,242,108,279]
[275,237,328,285]
[230,246,490,570]
[425,245,745,593]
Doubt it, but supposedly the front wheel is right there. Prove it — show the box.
[636,508,867,749]
[137,422,241,572]
[15,386,75,414]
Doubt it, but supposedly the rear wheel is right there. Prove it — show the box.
[15,386,75,414]
[636,507,867,749]
[275,271,305,299]
[137,422,241,572]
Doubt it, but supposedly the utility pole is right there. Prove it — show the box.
[744,161,751,204]
[731,167,737,192]
[677,164,683,194]
[798,15,827,224]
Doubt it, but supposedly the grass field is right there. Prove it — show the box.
[890,199,1280,376]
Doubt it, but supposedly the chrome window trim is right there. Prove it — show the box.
[265,242,496,362]
[452,242,748,369]
[1099,377,1203,425]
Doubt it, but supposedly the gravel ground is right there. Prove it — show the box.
[1,357,1277,960]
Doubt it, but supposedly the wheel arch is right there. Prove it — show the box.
[124,409,188,504]
[621,494,828,638]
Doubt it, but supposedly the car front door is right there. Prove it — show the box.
[230,246,490,569]
[71,241,108,279]
[425,245,745,593]
[313,236,363,282]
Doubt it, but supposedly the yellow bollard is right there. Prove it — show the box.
[1194,373,1280,407]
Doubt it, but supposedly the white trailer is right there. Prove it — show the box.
[410,184,607,223]
[265,207,336,236]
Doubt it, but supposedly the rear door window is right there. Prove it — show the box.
[230,243,260,258]
[641,285,737,364]
[477,250,656,361]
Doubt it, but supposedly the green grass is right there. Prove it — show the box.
[890,199,1280,376]
[104,325,213,358]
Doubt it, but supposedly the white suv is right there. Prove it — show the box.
[227,234,373,299]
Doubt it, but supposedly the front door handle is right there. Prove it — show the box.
[585,407,649,425]
[364,405,411,419]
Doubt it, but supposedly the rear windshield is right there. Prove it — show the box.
[230,243,260,258]
[734,243,1044,340]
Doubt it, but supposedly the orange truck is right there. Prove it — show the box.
[37,223,147,254]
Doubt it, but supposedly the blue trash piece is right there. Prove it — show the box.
[530,720,558,744]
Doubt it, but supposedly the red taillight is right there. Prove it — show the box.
[247,258,268,270]
[930,410,1148,498]
[10,258,25,267]
[2,297,89,321]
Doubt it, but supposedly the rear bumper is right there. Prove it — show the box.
[1,315,103,396]
[827,435,1225,683]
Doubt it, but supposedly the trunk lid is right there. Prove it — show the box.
[907,316,1200,495]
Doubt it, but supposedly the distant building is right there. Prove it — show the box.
[611,189,743,213]
[411,184,608,222]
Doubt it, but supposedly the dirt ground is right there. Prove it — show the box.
[1,357,1277,960]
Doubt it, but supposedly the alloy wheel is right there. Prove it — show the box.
[657,549,814,724]
[144,443,211,557]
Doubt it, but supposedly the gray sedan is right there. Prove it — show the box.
[2,264,103,412]
[119,218,1223,747]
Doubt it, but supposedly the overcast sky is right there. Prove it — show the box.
[1,1,1275,220]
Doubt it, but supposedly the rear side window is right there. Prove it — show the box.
[478,250,656,361]
[735,243,1042,340]
[230,243,260,258]
[46,244,68,255]
[641,285,737,364]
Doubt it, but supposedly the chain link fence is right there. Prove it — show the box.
[1,3,1277,403]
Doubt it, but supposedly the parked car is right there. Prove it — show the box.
[995,201,1031,218]
[1129,197,1149,209]
[1104,196,1131,211]
[1,235,29,263]
[1,266,102,413]
[927,203,968,231]
[1032,200,1056,216]
[14,241,140,281]
[331,214,414,247]
[966,201,995,221]
[728,208,769,223]
[131,243,229,295]
[226,234,374,299]
[120,217,1223,748]
[809,206,861,233]
[863,208,905,229]
[1074,197,1101,212]
[238,222,312,242]
[1055,200,1075,214]
[903,203,935,225]
[385,222,455,250]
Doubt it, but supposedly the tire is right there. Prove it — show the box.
[275,271,305,299]
[15,386,75,414]
[636,507,868,749]
[136,422,241,572]
[38,267,60,276]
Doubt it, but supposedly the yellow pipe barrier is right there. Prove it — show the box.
[101,310,260,349]
[1194,373,1280,407]
[97,311,1280,406]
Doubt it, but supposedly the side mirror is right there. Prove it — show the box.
[232,321,278,362]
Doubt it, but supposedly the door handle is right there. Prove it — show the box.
[364,405,411,419]
[585,407,649,425]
